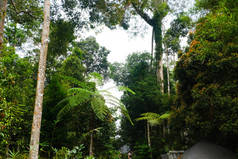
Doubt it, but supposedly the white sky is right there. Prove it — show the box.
[85,26,152,63]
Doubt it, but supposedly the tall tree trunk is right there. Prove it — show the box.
[150,28,154,71]
[166,48,170,96]
[89,133,93,156]
[29,0,50,158]
[147,121,151,148]
[5,142,9,158]
[147,121,153,159]
[153,14,164,93]
[159,56,164,93]
[0,0,7,52]
[89,113,94,156]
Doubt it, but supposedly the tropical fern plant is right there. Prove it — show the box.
[56,73,134,156]
[136,112,171,155]
[56,73,133,123]
[136,112,170,126]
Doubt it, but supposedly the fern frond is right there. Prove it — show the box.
[67,87,94,96]
[56,88,92,120]
[54,96,70,111]
[91,96,109,121]
[136,112,170,126]
[87,72,103,86]
[118,103,134,126]
[59,75,85,87]
[118,86,136,95]
[160,113,170,119]
[57,103,74,120]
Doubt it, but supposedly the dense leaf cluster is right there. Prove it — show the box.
[173,0,238,152]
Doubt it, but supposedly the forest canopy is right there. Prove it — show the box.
[0,0,238,158]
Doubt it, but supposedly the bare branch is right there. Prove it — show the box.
[131,2,153,26]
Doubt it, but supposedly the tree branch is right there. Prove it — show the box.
[9,0,38,19]
[131,2,153,26]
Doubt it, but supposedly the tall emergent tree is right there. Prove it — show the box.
[29,0,50,158]
[129,0,169,93]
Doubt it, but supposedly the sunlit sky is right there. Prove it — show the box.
[85,25,152,63]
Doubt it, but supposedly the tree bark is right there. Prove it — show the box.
[150,28,154,71]
[147,121,153,159]
[5,142,9,158]
[154,15,164,93]
[89,133,93,156]
[166,48,170,95]
[147,121,151,148]
[0,0,7,52]
[89,113,94,157]
[29,0,50,158]
[158,56,164,93]
[131,3,165,93]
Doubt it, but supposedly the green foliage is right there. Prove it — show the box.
[57,74,132,124]
[136,112,170,126]
[195,0,238,12]
[48,20,75,59]
[74,37,110,78]
[118,86,136,95]
[133,143,151,159]
[164,13,192,54]
[173,1,238,152]
[52,0,128,29]
[0,45,35,156]
[6,0,43,46]
[59,53,86,81]
[53,147,71,159]
[111,52,174,158]
[53,145,84,159]
[156,2,170,18]
[85,156,95,159]
[5,22,28,47]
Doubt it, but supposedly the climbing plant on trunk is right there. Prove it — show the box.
[130,0,169,93]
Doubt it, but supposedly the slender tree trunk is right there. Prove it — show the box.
[153,14,164,94]
[89,133,93,156]
[147,121,153,159]
[159,56,164,93]
[163,121,166,137]
[150,28,154,71]
[89,113,94,156]
[5,142,9,158]
[0,0,7,52]
[147,121,151,148]
[166,48,170,96]
[29,0,50,158]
